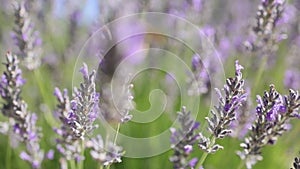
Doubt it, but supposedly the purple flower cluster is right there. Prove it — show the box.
[238,85,300,168]
[53,87,83,161]
[0,52,44,168]
[53,63,124,167]
[245,0,286,53]
[187,54,210,96]
[284,69,300,90]
[53,63,99,161]
[169,106,201,169]
[11,1,42,70]
[170,60,246,169]
[199,60,247,153]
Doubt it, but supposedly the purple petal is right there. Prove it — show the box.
[279,105,287,113]
[20,151,31,161]
[79,63,89,77]
[46,149,55,160]
[192,122,200,130]
[54,87,63,101]
[235,60,244,75]
[184,145,193,154]
[1,75,7,85]
[56,144,65,154]
[192,0,202,11]
[70,100,77,110]
[224,103,231,112]
[188,157,198,167]
[16,74,26,86]
[192,55,201,70]
[32,160,40,169]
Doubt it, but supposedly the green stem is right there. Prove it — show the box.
[99,165,104,169]
[196,152,208,169]
[237,160,246,169]
[70,160,76,169]
[78,140,85,169]
[6,137,11,169]
[103,123,120,169]
[195,136,216,169]
[113,123,121,145]
[33,69,58,127]
[252,55,269,96]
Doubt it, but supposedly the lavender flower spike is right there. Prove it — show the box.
[12,1,42,70]
[53,63,100,161]
[245,0,285,53]
[187,54,210,96]
[199,60,246,153]
[0,52,44,168]
[71,63,100,139]
[238,85,300,169]
[170,106,201,169]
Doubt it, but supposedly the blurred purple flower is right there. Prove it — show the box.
[188,54,210,96]
[189,157,198,168]
[79,63,89,78]
[53,63,100,162]
[170,107,201,169]
[46,150,55,160]
[12,1,42,70]
[0,52,44,168]
[284,70,300,90]
[114,20,146,64]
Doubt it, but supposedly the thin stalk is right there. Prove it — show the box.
[70,160,76,169]
[113,123,121,145]
[196,152,208,169]
[195,136,216,169]
[99,165,104,169]
[237,160,246,169]
[104,123,121,169]
[252,54,269,96]
[6,137,11,169]
[78,140,85,169]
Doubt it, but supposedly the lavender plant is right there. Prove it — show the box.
[169,106,201,169]
[170,60,246,169]
[237,85,300,169]
[198,61,246,150]
[244,0,286,53]
[187,54,210,96]
[53,63,124,168]
[0,52,44,168]
[53,63,100,163]
[11,1,42,70]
